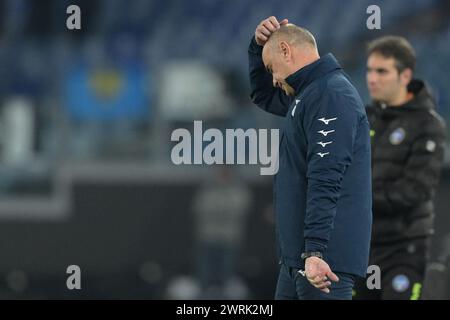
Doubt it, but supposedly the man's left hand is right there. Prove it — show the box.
[305,256,339,293]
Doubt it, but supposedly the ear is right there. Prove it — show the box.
[278,41,292,62]
[400,68,413,86]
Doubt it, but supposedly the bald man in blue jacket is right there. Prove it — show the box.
[249,17,372,300]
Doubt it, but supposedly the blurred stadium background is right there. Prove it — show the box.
[0,0,449,299]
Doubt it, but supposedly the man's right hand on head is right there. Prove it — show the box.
[254,16,289,46]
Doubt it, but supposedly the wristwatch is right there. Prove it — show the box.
[301,251,323,260]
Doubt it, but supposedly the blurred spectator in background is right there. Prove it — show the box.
[192,166,251,299]
[354,36,446,300]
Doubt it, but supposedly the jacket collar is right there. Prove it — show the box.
[285,53,342,95]
[371,79,436,115]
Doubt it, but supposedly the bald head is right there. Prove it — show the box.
[261,24,320,96]
[265,24,318,54]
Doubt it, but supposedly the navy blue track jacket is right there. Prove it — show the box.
[248,38,372,277]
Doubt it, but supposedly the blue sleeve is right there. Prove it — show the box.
[248,37,292,116]
[302,89,359,253]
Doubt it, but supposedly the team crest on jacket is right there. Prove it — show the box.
[426,140,436,152]
[392,274,410,292]
[389,127,406,145]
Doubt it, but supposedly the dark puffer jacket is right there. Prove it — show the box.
[366,79,446,245]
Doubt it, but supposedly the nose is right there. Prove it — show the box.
[367,71,377,86]
[272,78,278,88]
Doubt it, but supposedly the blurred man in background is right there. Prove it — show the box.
[354,36,446,300]
[249,17,372,300]
[192,166,251,299]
